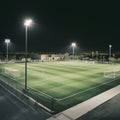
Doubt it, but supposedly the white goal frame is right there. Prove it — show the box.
[4,67,20,78]
[104,68,120,79]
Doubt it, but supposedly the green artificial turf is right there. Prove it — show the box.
[0,61,120,113]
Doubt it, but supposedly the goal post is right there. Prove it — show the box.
[104,68,120,79]
[4,67,20,78]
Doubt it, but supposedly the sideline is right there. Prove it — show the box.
[47,85,120,120]
[57,77,119,101]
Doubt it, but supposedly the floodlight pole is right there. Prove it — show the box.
[71,43,76,60]
[24,19,33,92]
[73,46,75,60]
[5,39,10,63]
[109,45,112,58]
[6,42,8,63]
[25,25,28,91]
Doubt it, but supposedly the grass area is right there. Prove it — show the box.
[0,61,120,113]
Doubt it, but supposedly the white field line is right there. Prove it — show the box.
[1,71,45,84]
[57,77,119,101]
[47,85,120,120]
[3,74,119,102]
[0,71,53,98]
[28,87,53,99]
[0,71,119,102]
[6,76,53,99]
[0,73,53,99]
[42,74,105,94]
[1,63,120,102]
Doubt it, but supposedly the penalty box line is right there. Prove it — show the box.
[57,77,120,101]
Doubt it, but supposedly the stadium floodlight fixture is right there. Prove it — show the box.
[71,42,76,60]
[24,19,33,26]
[109,45,112,48]
[24,18,33,92]
[5,39,10,43]
[5,39,10,63]
[72,43,76,47]
[109,44,112,58]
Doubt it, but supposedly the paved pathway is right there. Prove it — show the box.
[0,86,51,120]
[47,85,120,120]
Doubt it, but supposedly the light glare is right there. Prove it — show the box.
[109,45,112,48]
[5,39,10,43]
[72,43,76,47]
[24,19,33,26]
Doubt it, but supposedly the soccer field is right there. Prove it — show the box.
[0,61,120,113]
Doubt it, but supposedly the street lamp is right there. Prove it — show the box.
[71,42,76,60]
[24,19,33,92]
[5,39,10,63]
[109,44,112,58]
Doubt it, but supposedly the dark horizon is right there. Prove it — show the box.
[0,1,120,53]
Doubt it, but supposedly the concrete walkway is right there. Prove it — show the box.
[47,85,120,120]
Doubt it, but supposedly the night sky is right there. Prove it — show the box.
[0,1,120,53]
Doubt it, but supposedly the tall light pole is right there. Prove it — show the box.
[71,42,76,60]
[24,19,33,91]
[109,44,112,58]
[5,39,10,63]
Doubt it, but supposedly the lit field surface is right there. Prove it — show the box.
[0,61,120,113]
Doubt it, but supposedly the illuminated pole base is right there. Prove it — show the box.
[22,88,29,93]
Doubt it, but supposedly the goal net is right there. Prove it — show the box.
[4,67,20,78]
[104,68,120,78]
